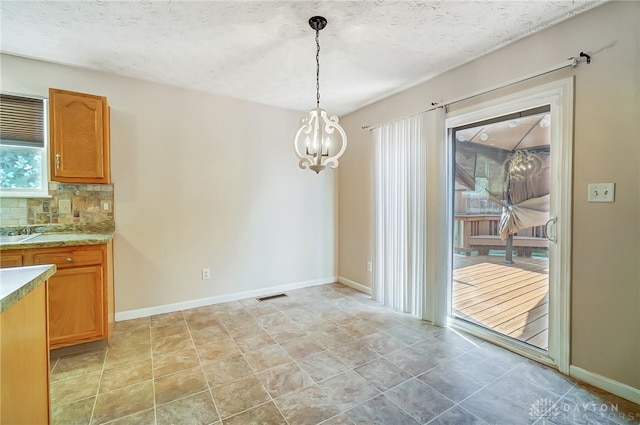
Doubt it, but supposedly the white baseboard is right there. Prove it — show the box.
[337,276,371,295]
[115,276,336,322]
[570,365,640,404]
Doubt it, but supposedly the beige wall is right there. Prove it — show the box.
[1,54,338,313]
[339,1,639,390]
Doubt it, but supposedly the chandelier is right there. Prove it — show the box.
[293,16,347,174]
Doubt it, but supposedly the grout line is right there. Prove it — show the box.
[186,309,224,423]
[149,316,158,425]
[87,350,109,425]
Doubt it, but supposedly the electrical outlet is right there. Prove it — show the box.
[367,261,372,272]
[102,201,111,211]
[59,199,71,214]
[202,268,211,280]
[587,183,615,203]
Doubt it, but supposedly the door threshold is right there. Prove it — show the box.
[448,316,556,370]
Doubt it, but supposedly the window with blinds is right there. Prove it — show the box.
[0,93,49,198]
[1,94,45,147]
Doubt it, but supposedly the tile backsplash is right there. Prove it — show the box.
[0,182,115,232]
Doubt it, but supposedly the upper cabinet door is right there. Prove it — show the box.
[49,88,111,184]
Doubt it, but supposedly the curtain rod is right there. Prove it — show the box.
[363,54,585,131]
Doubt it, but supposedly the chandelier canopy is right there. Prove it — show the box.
[293,16,347,174]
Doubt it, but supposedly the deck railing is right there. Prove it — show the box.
[454,214,548,256]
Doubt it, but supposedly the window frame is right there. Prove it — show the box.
[0,95,50,199]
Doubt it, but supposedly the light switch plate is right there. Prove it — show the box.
[587,183,615,203]
[59,199,72,213]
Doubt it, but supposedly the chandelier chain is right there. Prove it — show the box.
[315,28,320,107]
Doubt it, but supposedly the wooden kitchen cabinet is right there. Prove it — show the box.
[0,281,50,425]
[0,249,23,268]
[25,242,114,349]
[49,88,111,184]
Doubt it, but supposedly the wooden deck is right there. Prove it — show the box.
[453,254,549,350]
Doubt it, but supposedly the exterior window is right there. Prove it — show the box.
[0,94,49,198]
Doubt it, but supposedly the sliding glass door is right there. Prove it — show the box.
[451,107,551,350]
[445,79,573,371]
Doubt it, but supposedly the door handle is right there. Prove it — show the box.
[544,217,557,243]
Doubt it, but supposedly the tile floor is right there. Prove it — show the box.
[50,283,639,425]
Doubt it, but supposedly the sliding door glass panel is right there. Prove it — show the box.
[451,106,550,351]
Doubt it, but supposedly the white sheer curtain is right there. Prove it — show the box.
[373,114,427,318]
[373,109,448,323]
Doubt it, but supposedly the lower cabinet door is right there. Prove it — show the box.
[0,284,50,425]
[48,265,105,348]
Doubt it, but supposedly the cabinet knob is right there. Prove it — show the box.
[66,257,72,263]
[55,154,61,169]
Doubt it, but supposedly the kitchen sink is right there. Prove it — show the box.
[0,233,41,244]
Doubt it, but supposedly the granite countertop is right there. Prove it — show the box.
[0,232,114,250]
[0,264,56,313]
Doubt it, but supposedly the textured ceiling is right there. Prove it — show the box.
[1,1,602,116]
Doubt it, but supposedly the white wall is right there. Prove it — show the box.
[1,54,337,314]
[339,1,640,392]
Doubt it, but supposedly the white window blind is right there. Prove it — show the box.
[373,108,448,324]
[373,114,427,317]
[0,94,45,147]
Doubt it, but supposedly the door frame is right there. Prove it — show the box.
[443,77,573,373]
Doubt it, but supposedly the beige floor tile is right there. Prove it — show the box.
[113,317,149,334]
[91,380,154,425]
[150,311,184,328]
[196,338,241,362]
[185,313,222,331]
[280,335,326,360]
[182,305,217,319]
[50,371,101,405]
[99,359,152,393]
[211,375,270,419]
[156,390,219,425]
[346,394,420,425]
[319,413,356,425]
[307,328,356,349]
[201,353,253,387]
[109,327,150,347]
[153,347,200,378]
[385,378,455,424]
[256,361,314,398]
[243,344,293,372]
[264,322,308,344]
[355,357,412,391]
[102,408,156,425]
[50,349,107,382]
[243,301,279,317]
[255,311,291,329]
[329,340,379,368]
[151,332,194,356]
[150,320,189,340]
[51,396,95,425]
[222,317,262,337]
[189,325,231,346]
[223,401,287,425]
[275,384,341,425]
[297,350,350,382]
[317,370,380,411]
[233,330,275,352]
[104,341,151,369]
[154,366,208,405]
